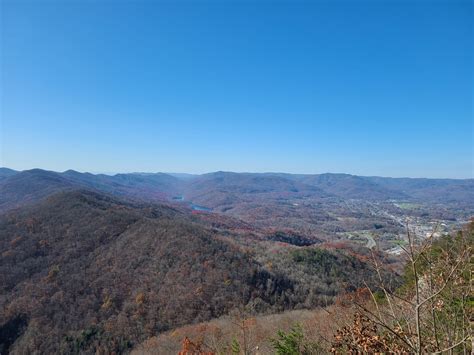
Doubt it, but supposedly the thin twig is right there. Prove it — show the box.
[432,336,470,354]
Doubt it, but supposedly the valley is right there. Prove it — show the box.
[0,167,472,353]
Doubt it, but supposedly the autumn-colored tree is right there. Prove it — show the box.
[178,336,214,355]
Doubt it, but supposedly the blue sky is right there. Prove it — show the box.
[1,0,472,178]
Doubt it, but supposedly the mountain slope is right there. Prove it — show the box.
[0,168,18,182]
[0,169,182,213]
[0,169,76,212]
[62,170,182,201]
[366,176,474,204]
[298,173,408,200]
[183,172,330,209]
[0,189,391,354]
[0,191,294,353]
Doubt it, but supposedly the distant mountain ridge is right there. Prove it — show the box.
[0,168,472,214]
[0,169,181,212]
[0,167,18,181]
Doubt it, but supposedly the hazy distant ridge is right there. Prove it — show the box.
[0,168,472,214]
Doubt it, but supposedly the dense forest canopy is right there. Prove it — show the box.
[0,190,390,353]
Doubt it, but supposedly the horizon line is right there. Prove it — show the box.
[1,166,473,181]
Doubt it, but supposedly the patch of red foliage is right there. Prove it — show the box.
[191,210,208,215]
[178,337,214,355]
[321,241,371,263]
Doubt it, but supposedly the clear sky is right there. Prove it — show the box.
[1,0,472,178]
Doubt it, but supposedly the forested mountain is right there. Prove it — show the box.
[0,190,383,353]
[0,191,286,353]
[0,169,181,213]
[1,168,471,252]
[182,172,330,210]
[367,176,474,204]
[134,222,473,354]
[0,168,470,353]
[296,173,408,200]
[0,169,77,212]
[62,170,181,202]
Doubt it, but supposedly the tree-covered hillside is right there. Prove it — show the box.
[0,190,383,354]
